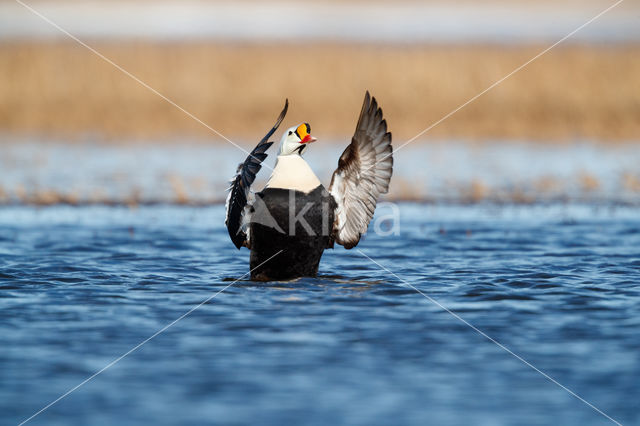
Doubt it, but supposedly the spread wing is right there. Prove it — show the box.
[329,91,393,249]
[225,99,288,249]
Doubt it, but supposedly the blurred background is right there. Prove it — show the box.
[1,0,639,205]
[2,3,640,425]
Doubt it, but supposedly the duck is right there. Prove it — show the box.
[225,91,393,281]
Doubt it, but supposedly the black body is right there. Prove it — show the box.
[250,186,336,281]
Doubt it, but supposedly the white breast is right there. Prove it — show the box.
[265,155,322,193]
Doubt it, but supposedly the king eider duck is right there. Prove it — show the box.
[225,91,393,281]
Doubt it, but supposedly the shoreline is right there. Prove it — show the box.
[2,141,638,206]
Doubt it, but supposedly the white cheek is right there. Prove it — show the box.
[287,138,299,153]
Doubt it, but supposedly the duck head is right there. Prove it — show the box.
[279,122,317,156]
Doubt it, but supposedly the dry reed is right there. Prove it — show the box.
[0,41,639,143]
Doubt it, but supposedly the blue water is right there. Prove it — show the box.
[1,204,639,425]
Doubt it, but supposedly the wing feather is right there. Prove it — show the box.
[328,91,393,249]
[225,99,288,249]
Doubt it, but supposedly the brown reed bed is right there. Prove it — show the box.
[0,41,639,143]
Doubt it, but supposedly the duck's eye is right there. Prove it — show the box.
[288,131,293,135]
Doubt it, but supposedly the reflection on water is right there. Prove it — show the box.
[1,204,639,425]
[1,142,639,205]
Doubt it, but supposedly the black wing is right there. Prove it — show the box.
[225,99,288,249]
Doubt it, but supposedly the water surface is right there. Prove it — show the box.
[2,142,639,205]
[1,204,639,425]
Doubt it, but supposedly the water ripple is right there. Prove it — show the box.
[0,204,639,425]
